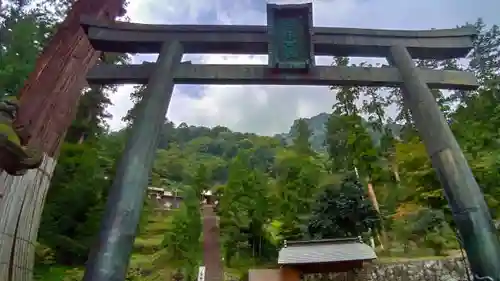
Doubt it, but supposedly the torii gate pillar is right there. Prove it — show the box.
[82,41,183,281]
[388,45,500,280]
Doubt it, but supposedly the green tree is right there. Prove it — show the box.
[273,149,322,241]
[218,151,275,266]
[330,57,361,116]
[0,1,58,97]
[122,84,147,126]
[392,208,456,255]
[192,163,211,197]
[159,186,202,280]
[38,141,118,264]
[466,19,500,90]
[290,118,313,155]
[66,54,129,143]
[307,173,380,239]
[395,138,445,211]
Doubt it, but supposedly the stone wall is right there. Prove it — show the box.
[303,257,472,281]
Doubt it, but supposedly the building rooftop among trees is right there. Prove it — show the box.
[250,238,377,281]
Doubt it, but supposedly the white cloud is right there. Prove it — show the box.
[166,54,337,135]
[107,0,500,135]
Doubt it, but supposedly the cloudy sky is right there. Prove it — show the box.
[106,0,499,135]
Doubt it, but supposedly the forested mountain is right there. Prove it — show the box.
[2,1,500,280]
[275,112,403,151]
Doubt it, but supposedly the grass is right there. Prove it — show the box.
[378,255,451,263]
[34,265,83,281]
[133,235,165,253]
[144,219,170,235]
[35,213,171,281]
[134,212,169,250]
[129,213,170,270]
[375,245,466,264]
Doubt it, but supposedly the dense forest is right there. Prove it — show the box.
[2,0,500,281]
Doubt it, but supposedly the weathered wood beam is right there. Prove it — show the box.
[87,64,479,90]
[81,16,476,59]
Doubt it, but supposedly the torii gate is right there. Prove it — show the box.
[0,2,498,281]
[79,4,500,281]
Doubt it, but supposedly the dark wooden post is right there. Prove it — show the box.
[388,44,500,281]
[82,41,183,281]
[0,1,124,280]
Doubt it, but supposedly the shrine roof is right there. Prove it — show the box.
[277,238,377,265]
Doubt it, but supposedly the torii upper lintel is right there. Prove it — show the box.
[80,16,476,59]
